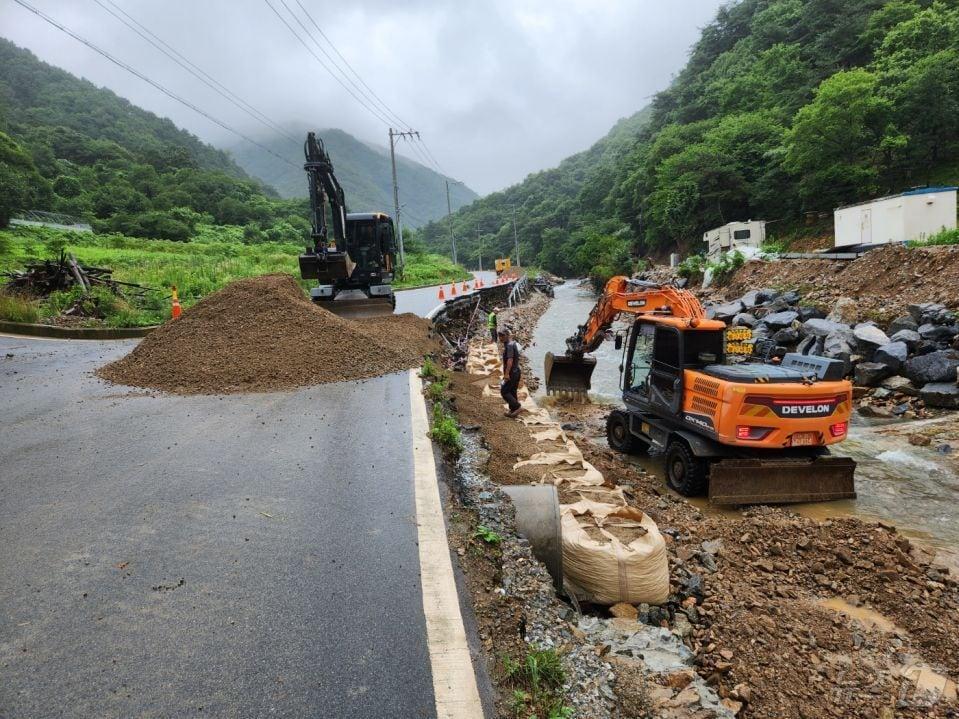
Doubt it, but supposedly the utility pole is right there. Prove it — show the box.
[476,232,482,272]
[511,205,521,267]
[388,127,419,269]
[446,180,456,265]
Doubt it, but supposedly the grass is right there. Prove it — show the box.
[474,525,503,545]
[908,227,959,247]
[429,402,462,455]
[0,225,470,326]
[0,292,40,323]
[503,648,571,719]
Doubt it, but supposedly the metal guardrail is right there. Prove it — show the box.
[507,274,528,307]
[10,210,92,233]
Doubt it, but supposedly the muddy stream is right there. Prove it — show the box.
[527,280,959,571]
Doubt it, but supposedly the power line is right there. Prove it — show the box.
[263,0,395,128]
[95,0,299,144]
[12,0,299,168]
[292,0,410,130]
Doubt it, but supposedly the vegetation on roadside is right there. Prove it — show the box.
[420,0,959,277]
[0,225,468,326]
[474,525,503,545]
[429,401,462,454]
[503,648,572,719]
[677,249,746,286]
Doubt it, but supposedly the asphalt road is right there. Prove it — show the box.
[0,337,442,718]
[395,270,497,317]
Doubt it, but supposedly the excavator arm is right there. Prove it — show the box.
[546,276,712,395]
[299,132,355,284]
[565,276,708,355]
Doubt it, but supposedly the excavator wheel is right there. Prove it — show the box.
[665,439,708,497]
[606,411,646,455]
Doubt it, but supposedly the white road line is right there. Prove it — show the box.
[408,369,485,719]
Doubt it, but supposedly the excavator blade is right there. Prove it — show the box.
[708,456,856,506]
[320,296,395,320]
[544,352,596,396]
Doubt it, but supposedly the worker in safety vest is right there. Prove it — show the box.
[487,307,500,343]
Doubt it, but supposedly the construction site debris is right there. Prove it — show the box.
[97,274,435,394]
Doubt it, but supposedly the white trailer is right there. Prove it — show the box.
[834,186,957,248]
[703,220,766,259]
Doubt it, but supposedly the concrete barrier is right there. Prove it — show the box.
[0,321,157,340]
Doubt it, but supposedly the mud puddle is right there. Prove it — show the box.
[529,279,959,571]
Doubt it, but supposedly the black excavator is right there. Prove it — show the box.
[298,132,398,318]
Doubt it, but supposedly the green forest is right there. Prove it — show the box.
[419,0,959,282]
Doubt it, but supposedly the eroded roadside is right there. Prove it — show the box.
[427,283,959,719]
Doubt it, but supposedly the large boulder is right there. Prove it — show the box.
[853,323,891,350]
[918,323,959,343]
[903,350,959,385]
[756,288,780,304]
[822,329,856,374]
[740,290,760,308]
[827,297,858,325]
[732,312,757,328]
[764,310,799,329]
[873,342,908,372]
[796,335,821,356]
[920,382,959,409]
[881,375,918,396]
[706,300,744,322]
[773,327,800,345]
[888,315,918,335]
[890,328,921,349]
[802,318,849,339]
[907,303,945,324]
[798,306,826,322]
[780,290,801,305]
[855,362,893,387]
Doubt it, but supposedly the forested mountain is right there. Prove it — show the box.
[0,39,307,241]
[228,128,477,228]
[423,0,959,280]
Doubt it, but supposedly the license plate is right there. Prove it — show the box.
[790,432,818,447]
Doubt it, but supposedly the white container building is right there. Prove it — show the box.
[834,186,957,248]
[703,220,766,259]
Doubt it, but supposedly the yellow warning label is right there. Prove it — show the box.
[726,327,753,341]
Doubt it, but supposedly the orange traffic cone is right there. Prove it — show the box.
[437,284,446,300]
[476,278,482,288]
[450,283,457,296]
[462,280,469,292]
[170,285,182,320]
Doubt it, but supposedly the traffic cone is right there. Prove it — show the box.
[450,283,457,296]
[437,284,446,300]
[476,278,482,288]
[170,285,182,320]
[462,280,469,292]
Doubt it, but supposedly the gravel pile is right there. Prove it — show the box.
[97,274,435,394]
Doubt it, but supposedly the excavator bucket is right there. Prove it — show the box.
[544,352,597,396]
[708,456,857,505]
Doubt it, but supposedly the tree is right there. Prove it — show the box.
[785,69,902,207]
[0,131,50,227]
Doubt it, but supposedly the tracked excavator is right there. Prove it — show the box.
[544,276,857,505]
[298,132,397,318]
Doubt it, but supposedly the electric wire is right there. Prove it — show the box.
[12,0,299,168]
[263,0,395,128]
[96,0,299,144]
[292,0,410,130]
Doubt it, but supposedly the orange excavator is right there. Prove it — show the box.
[544,276,857,505]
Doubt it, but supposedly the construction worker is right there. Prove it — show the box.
[498,327,523,417]
[487,307,499,343]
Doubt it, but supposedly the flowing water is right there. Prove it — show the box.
[529,281,959,570]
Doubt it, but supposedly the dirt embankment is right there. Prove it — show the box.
[448,374,959,718]
[98,274,436,394]
[722,245,959,321]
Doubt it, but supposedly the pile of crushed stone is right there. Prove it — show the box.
[97,274,436,394]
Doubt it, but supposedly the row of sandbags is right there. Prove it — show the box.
[468,340,669,605]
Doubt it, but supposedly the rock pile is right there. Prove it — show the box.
[706,290,959,414]
[97,274,436,394]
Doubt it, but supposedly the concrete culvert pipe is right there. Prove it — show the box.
[501,485,563,591]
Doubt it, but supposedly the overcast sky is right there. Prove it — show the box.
[3,0,725,194]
